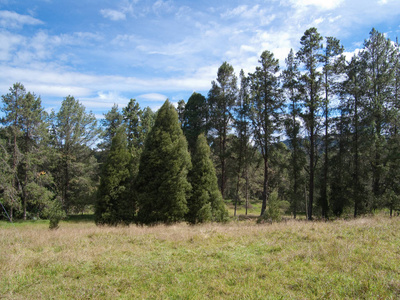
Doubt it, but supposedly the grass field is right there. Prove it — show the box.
[1,214,400,299]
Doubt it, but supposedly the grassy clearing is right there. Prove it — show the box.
[1,215,400,299]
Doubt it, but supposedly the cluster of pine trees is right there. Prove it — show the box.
[1,27,399,225]
[95,100,228,225]
[177,27,400,220]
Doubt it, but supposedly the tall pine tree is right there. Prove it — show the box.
[136,100,191,224]
[187,134,227,224]
[95,126,134,225]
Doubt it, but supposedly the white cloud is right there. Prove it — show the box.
[136,93,168,102]
[289,0,344,10]
[0,10,43,28]
[100,9,126,21]
[153,0,174,14]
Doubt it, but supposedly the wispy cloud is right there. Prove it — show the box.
[289,0,345,10]
[100,9,126,21]
[0,10,43,28]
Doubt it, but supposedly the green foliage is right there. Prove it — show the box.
[43,197,66,229]
[257,189,282,223]
[95,126,134,225]
[208,62,238,198]
[136,100,191,224]
[51,96,100,212]
[187,134,228,224]
[182,92,208,152]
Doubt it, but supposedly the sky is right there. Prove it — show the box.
[1,0,400,119]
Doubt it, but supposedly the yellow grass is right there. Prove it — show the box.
[1,215,400,299]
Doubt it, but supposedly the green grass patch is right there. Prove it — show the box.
[1,215,400,299]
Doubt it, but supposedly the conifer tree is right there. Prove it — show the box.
[182,92,208,152]
[282,49,305,219]
[187,134,228,224]
[248,50,283,217]
[95,126,134,225]
[136,100,191,224]
[208,62,237,198]
[296,27,323,220]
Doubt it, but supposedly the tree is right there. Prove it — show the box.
[177,99,185,126]
[18,91,48,220]
[95,126,134,225]
[136,100,191,224]
[296,27,323,220]
[361,28,397,205]
[339,55,368,217]
[51,96,100,212]
[319,37,345,219]
[187,134,227,223]
[248,50,283,216]
[208,62,237,198]
[123,99,141,150]
[139,106,156,148]
[182,92,208,152]
[98,104,123,154]
[0,83,25,220]
[233,70,253,216]
[282,49,305,218]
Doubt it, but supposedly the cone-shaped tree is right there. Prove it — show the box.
[136,100,191,224]
[187,134,228,224]
[95,126,134,225]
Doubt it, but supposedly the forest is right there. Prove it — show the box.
[1,27,400,226]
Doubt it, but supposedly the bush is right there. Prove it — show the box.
[257,190,282,223]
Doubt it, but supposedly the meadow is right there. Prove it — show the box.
[1,214,400,299]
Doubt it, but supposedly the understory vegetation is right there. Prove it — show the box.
[1,214,399,299]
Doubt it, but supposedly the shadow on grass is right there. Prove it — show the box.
[64,214,95,223]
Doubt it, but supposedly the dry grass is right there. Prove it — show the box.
[1,215,400,299]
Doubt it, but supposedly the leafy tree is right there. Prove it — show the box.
[136,100,191,224]
[182,92,208,152]
[95,126,134,225]
[51,96,100,212]
[208,62,237,198]
[248,50,283,216]
[187,134,227,224]
[296,27,323,220]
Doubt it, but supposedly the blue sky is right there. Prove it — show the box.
[1,0,400,118]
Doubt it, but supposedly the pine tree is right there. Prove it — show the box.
[136,100,191,224]
[51,96,100,212]
[296,27,323,220]
[182,92,208,152]
[95,126,134,225]
[187,134,228,224]
[319,37,345,219]
[208,62,237,198]
[248,50,283,217]
[233,70,252,216]
[282,49,305,219]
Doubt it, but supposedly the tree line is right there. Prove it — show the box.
[1,27,399,225]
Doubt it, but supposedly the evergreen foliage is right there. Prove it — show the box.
[95,126,134,225]
[136,100,191,225]
[182,92,208,152]
[187,134,228,224]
